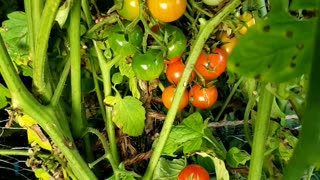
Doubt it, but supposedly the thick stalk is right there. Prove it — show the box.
[33,0,61,100]
[142,0,241,179]
[69,0,84,138]
[248,82,274,180]
[93,41,121,165]
[0,35,97,179]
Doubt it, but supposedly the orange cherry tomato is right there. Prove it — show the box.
[178,164,210,180]
[220,32,238,55]
[166,60,195,85]
[162,85,189,111]
[238,12,255,35]
[147,0,187,22]
[195,48,228,80]
[189,84,218,110]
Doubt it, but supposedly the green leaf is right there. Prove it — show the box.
[34,168,52,180]
[55,0,71,28]
[112,72,123,85]
[290,0,318,10]
[228,9,316,82]
[116,57,135,78]
[113,96,145,136]
[0,84,10,109]
[162,112,206,156]
[226,147,251,168]
[197,152,229,179]
[129,77,140,99]
[153,158,185,180]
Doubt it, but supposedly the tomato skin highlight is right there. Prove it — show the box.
[195,48,228,80]
[132,50,164,81]
[147,0,187,23]
[162,85,189,111]
[115,0,140,21]
[189,84,218,110]
[166,60,195,85]
[178,164,210,180]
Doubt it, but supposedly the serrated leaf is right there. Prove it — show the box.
[55,0,71,28]
[27,125,52,151]
[129,77,140,99]
[162,112,206,156]
[197,152,229,180]
[228,10,316,82]
[113,96,145,136]
[153,158,185,180]
[116,57,135,78]
[226,147,250,168]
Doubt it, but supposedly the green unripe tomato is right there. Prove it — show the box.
[202,0,224,6]
[163,24,187,59]
[132,50,164,81]
[115,0,139,21]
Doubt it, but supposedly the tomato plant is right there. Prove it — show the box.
[189,84,218,109]
[115,0,139,21]
[178,164,210,180]
[147,0,187,22]
[166,60,195,85]
[195,48,228,80]
[132,49,164,81]
[162,85,189,111]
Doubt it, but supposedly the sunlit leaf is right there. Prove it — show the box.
[153,158,185,180]
[197,152,229,179]
[226,147,250,168]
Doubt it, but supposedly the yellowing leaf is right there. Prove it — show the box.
[27,125,52,151]
[17,115,37,128]
[197,152,229,180]
[34,168,52,180]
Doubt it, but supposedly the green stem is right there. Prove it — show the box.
[248,82,273,180]
[69,0,84,138]
[0,35,97,179]
[215,77,243,121]
[93,41,120,165]
[0,149,48,158]
[142,1,241,179]
[50,59,70,107]
[243,93,256,146]
[81,0,94,28]
[33,0,61,100]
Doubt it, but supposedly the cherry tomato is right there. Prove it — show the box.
[238,12,255,35]
[164,55,182,64]
[162,85,189,111]
[189,84,218,110]
[178,165,210,180]
[163,24,187,59]
[115,0,139,21]
[132,50,164,81]
[147,0,187,23]
[108,22,143,56]
[220,32,238,55]
[195,48,227,80]
[166,60,195,85]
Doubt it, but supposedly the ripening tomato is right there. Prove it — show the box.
[164,55,182,64]
[132,50,164,81]
[195,48,227,80]
[147,0,187,22]
[189,84,218,110]
[220,32,238,55]
[162,85,189,111]
[238,12,255,35]
[115,0,140,21]
[166,60,195,85]
[178,165,210,180]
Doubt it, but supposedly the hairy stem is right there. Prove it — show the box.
[248,82,273,180]
[142,0,242,179]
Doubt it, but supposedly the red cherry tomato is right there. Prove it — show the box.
[178,164,210,180]
[147,0,187,22]
[189,84,218,110]
[195,48,227,80]
[166,60,195,85]
[162,85,189,111]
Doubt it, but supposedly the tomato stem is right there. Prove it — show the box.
[142,0,242,179]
